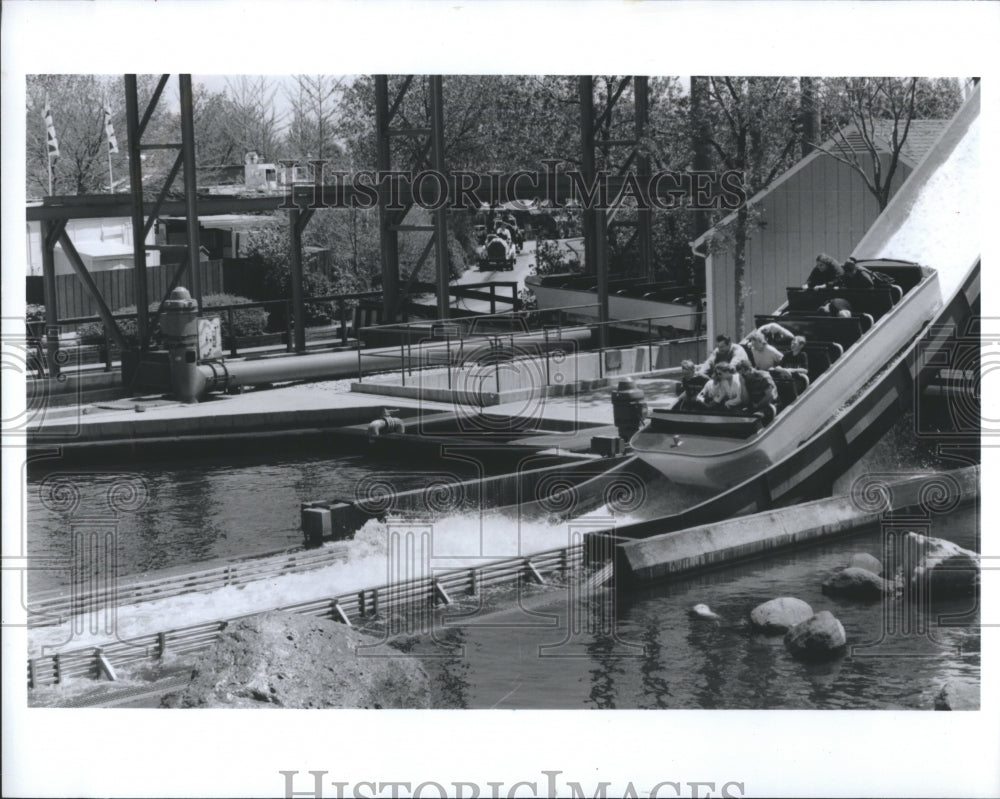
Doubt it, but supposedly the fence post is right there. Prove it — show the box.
[647,317,653,371]
[357,338,363,383]
[446,330,452,391]
[358,590,366,618]
[53,653,61,685]
[103,327,112,372]
[157,631,167,659]
[468,568,477,596]
[400,341,406,387]
[28,659,36,689]
[285,300,293,353]
[339,300,347,345]
[228,307,238,357]
[372,588,379,617]
[490,284,496,315]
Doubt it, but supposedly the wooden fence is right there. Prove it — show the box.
[27,260,225,320]
[29,545,352,623]
[27,543,585,688]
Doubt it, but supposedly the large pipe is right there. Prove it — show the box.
[195,328,593,397]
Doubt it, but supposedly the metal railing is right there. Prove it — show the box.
[27,542,585,688]
[355,305,706,391]
[28,545,351,624]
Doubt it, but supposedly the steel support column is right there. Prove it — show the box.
[40,220,61,376]
[375,75,401,323]
[124,75,150,350]
[429,76,450,321]
[580,76,608,349]
[288,208,307,354]
[178,75,202,310]
[634,77,654,281]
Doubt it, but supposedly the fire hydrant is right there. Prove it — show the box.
[611,378,647,442]
[159,287,205,403]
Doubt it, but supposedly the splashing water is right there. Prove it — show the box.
[28,506,632,658]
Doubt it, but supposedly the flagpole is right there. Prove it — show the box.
[108,145,114,191]
[47,151,53,196]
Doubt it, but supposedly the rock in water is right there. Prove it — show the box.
[900,532,979,598]
[934,681,979,710]
[689,603,721,622]
[849,552,883,575]
[784,611,847,661]
[162,611,431,708]
[822,567,898,600]
[750,597,813,634]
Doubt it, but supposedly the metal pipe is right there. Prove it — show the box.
[193,328,593,398]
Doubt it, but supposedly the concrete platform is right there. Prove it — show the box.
[614,466,980,586]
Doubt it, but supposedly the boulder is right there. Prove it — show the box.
[784,611,847,661]
[934,681,979,711]
[849,552,883,575]
[901,532,979,598]
[750,597,813,635]
[689,603,721,622]
[161,611,431,709]
[822,567,898,600]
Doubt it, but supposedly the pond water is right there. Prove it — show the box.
[407,502,979,710]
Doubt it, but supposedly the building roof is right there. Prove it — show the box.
[692,118,953,248]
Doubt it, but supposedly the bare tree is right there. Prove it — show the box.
[223,76,284,161]
[812,77,963,211]
[285,75,346,161]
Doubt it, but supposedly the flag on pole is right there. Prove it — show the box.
[104,104,119,154]
[43,94,60,160]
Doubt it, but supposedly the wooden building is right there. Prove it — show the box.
[694,120,950,340]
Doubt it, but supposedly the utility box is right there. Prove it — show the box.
[591,435,624,457]
[301,500,377,547]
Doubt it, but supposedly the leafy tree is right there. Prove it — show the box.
[26,75,126,196]
[692,77,802,337]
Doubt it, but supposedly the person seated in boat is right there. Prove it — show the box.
[697,363,744,413]
[742,330,784,370]
[803,253,844,289]
[771,335,810,392]
[818,297,853,318]
[746,321,795,348]
[697,333,750,377]
[674,359,709,411]
[834,257,876,290]
[735,360,777,424]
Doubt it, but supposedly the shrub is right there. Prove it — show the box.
[77,303,158,348]
[533,239,582,276]
[202,293,270,338]
[262,269,337,329]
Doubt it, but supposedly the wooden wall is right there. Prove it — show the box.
[707,152,911,340]
[44,260,224,320]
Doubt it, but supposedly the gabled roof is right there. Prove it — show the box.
[692,118,952,249]
[831,119,951,169]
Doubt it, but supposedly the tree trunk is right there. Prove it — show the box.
[733,205,749,340]
[800,77,820,159]
[690,76,713,241]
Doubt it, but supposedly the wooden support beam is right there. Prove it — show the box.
[332,599,352,626]
[142,151,184,239]
[432,579,452,606]
[95,648,118,681]
[523,559,547,585]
